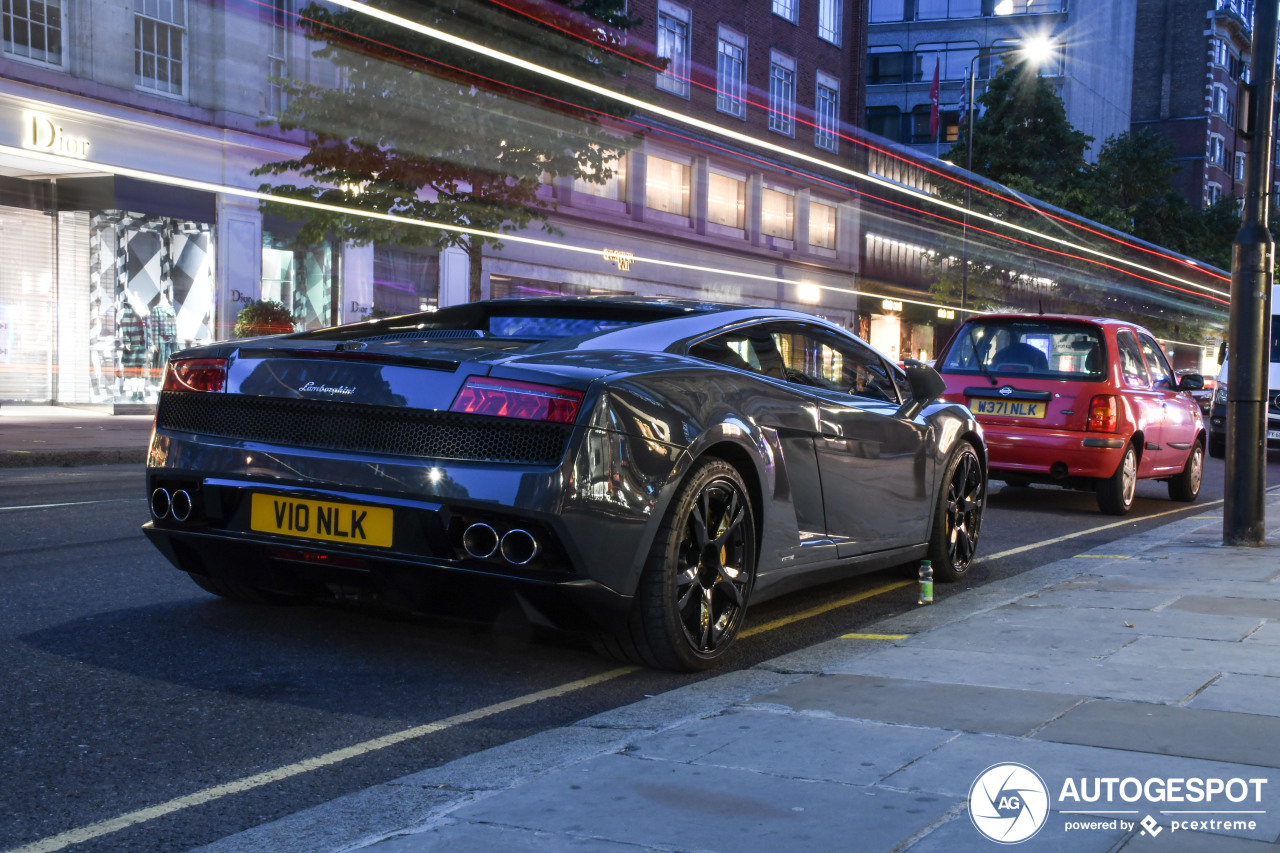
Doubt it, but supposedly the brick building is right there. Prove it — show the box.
[1130,0,1257,210]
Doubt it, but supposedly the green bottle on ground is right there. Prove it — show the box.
[918,560,934,605]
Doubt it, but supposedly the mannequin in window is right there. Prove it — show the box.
[149,296,177,371]
[119,300,149,401]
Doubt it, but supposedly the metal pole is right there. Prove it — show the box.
[962,59,976,314]
[1224,0,1278,545]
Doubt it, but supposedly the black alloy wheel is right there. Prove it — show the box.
[599,459,756,671]
[928,442,985,582]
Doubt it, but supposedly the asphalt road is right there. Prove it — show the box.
[3,453,1279,853]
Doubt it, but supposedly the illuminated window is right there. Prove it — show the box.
[707,172,745,228]
[809,201,836,249]
[1208,134,1225,166]
[716,27,746,118]
[2,0,63,65]
[575,152,627,200]
[768,52,795,136]
[815,73,839,152]
[818,0,841,45]
[656,1,690,97]
[761,188,794,239]
[645,154,689,216]
[135,0,186,97]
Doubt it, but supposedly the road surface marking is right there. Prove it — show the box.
[2,667,636,853]
[841,633,910,640]
[0,498,141,512]
[739,580,912,639]
[1073,555,1130,559]
[978,498,1225,563]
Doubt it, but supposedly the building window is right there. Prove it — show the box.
[716,27,746,118]
[1207,183,1223,206]
[865,106,902,141]
[1235,151,1246,181]
[768,52,796,136]
[993,0,1063,13]
[1208,134,1225,167]
[2,0,63,65]
[915,41,979,81]
[868,46,907,84]
[135,0,186,96]
[1211,37,1229,67]
[818,0,841,44]
[809,201,836,249]
[707,172,745,228]
[815,72,839,152]
[869,0,904,22]
[916,0,981,19]
[655,1,690,98]
[267,0,290,116]
[772,0,796,23]
[1212,84,1228,117]
[911,106,959,144]
[761,188,794,239]
[645,154,689,216]
[575,152,627,200]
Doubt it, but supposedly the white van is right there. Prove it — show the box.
[1207,284,1280,458]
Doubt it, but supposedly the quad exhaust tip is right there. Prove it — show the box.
[462,522,541,564]
[150,488,171,520]
[462,523,500,559]
[170,489,193,522]
[500,529,541,565]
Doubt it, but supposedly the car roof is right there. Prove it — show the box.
[961,313,1151,332]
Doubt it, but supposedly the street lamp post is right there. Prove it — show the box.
[959,37,1057,314]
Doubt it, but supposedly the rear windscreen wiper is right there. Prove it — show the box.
[967,327,998,386]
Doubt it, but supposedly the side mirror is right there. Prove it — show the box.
[1178,373,1205,392]
[896,359,946,420]
[903,358,945,401]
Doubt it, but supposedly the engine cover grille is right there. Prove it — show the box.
[157,391,573,466]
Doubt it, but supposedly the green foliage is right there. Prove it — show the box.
[946,65,1238,273]
[255,0,645,300]
[234,300,295,338]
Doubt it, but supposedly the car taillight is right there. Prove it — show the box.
[1087,394,1118,433]
[162,358,228,392]
[450,377,582,423]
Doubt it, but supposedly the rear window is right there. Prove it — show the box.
[487,315,641,339]
[939,320,1106,380]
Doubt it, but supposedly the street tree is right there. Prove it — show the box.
[255,0,646,302]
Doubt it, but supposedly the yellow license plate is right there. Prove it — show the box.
[969,398,1047,419]
[250,493,393,548]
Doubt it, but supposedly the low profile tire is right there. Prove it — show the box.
[927,442,985,582]
[186,571,295,605]
[1096,443,1138,516]
[1168,442,1204,503]
[1208,433,1225,459]
[600,459,757,672]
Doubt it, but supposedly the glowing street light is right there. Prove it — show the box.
[960,37,1059,313]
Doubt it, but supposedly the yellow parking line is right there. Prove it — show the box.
[841,633,911,640]
[2,667,637,853]
[739,580,912,639]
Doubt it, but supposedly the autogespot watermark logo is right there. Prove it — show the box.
[969,763,1051,844]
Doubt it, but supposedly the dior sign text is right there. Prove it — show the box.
[22,112,91,159]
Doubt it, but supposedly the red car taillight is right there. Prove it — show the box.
[162,358,228,393]
[1086,394,1118,433]
[450,377,582,423]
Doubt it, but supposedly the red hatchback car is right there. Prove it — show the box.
[934,314,1206,515]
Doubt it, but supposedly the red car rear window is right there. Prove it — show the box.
[939,320,1106,381]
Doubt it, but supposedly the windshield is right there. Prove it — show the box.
[940,320,1106,380]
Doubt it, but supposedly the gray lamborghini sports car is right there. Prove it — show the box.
[143,298,987,670]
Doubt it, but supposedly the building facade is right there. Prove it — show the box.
[864,0,1136,161]
[1130,0,1257,210]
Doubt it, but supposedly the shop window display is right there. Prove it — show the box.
[89,210,215,404]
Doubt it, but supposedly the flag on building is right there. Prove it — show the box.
[929,59,940,137]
